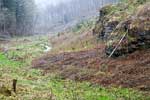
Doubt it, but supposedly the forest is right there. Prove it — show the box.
[0,0,118,35]
[0,0,35,36]
[0,0,150,100]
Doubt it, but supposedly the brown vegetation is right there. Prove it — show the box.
[32,44,150,91]
[32,1,150,92]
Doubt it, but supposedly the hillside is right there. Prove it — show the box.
[1,35,149,99]
[34,0,118,33]
[33,0,150,94]
[0,0,150,100]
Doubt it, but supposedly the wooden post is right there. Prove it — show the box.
[12,79,17,93]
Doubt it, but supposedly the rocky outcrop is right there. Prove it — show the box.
[93,2,150,57]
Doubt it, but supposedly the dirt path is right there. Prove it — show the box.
[32,45,150,91]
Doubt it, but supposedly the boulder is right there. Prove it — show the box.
[105,3,150,57]
[93,3,130,40]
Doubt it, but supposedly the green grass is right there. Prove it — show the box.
[72,18,96,33]
[0,35,149,100]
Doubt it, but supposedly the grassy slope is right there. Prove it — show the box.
[0,1,150,99]
[0,35,149,100]
[49,18,99,54]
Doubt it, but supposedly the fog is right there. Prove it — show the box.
[35,0,72,9]
[0,0,118,36]
[35,0,71,5]
[34,0,118,34]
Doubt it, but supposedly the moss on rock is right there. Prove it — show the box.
[93,1,150,57]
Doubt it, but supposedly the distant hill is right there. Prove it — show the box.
[34,0,118,34]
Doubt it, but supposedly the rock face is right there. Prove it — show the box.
[93,2,150,57]
[93,5,120,40]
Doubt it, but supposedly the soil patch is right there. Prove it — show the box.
[32,45,150,90]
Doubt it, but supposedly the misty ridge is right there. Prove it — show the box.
[0,0,118,36]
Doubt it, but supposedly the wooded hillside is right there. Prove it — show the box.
[0,0,35,36]
[0,0,118,36]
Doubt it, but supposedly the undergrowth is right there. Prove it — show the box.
[0,35,149,100]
